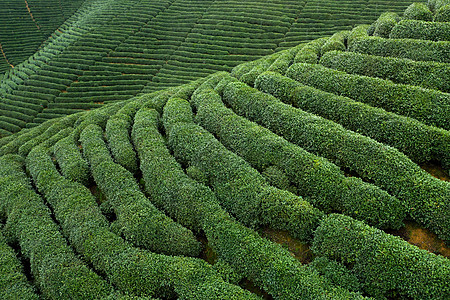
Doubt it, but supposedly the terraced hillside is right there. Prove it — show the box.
[0,1,449,299]
[0,0,422,135]
[0,0,86,73]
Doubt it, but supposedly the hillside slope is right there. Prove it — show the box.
[0,1,449,299]
[0,0,421,134]
[0,0,86,73]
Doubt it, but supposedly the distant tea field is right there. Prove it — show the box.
[0,1,449,299]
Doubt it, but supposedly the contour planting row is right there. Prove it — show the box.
[255,71,450,169]
[132,106,364,299]
[26,145,259,299]
[221,81,450,243]
[192,75,405,229]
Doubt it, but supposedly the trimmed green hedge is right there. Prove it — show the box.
[132,107,364,300]
[53,135,90,185]
[0,231,40,300]
[308,257,361,293]
[26,146,257,299]
[312,214,450,299]
[319,50,450,92]
[403,3,433,20]
[195,85,404,229]
[18,114,80,156]
[369,12,400,38]
[434,4,450,21]
[0,154,114,299]
[294,38,328,64]
[286,62,450,130]
[222,81,450,243]
[349,25,450,63]
[80,124,201,257]
[164,97,324,241]
[105,102,141,174]
[256,71,450,169]
[390,19,450,41]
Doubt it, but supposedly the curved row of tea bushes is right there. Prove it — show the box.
[26,146,257,299]
[17,113,80,156]
[348,25,450,63]
[403,2,433,21]
[194,84,405,229]
[0,154,115,299]
[319,50,450,92]
[0,231,40,300]
[368,12,400,38]
[313,214,450,300]
[286,62,450,130]
[53,135,90,185]
[163,97,324,241]
[132,107,365,300]
[80,124,201,257]
[105,101,141,174]
[255,71,450,169]
[222,81,450,243]
[390,19,450,41]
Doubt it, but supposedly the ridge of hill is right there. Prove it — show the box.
[0,1,449,299]
[0,0,421,134]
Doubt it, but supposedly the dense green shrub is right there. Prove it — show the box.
[321,31,349,55]
[319,50,450,92]
[132,108,363,299]
[370,12,400,38]
[164,98,323,240]
[26,146,256,299]
[349,25,450,63]
[294,38,327,64]
[105,104,140,174]
[0,154,114,299]
[222,81,450,242]
[286,63,450,130]
[80,124,201,257]
[390,19,450,41]
[18,115,80,156]
[403,3,433,20]
[53,135,90,185]
[256,71,450,168]
[308,257,361,293]
[195,86,404,229]
[312,214,450,299]
[0,231,40,300]
[434,4,450,21]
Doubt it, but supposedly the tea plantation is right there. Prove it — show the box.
[0,0,449,299]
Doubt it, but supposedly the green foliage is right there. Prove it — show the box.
[133,107,353,299]
[321,31,349,55]
[434,4,450,21]
[222,81,450,243]
[349,25,450,63]
[390,19,450,41]
[312,214,450,300]
[370,12,400,38]
[286,63,450,130]
[0,154,114,299]
[294,38,328,64]
[319,50,450,92]
[0,231,39,300]
[53,135,90,185]
[25,146,257,299]
[165,97,323,241]
[80,124,201,257]
[257,70,450,169]
[309,257,361,293]
[404,3,433,20]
